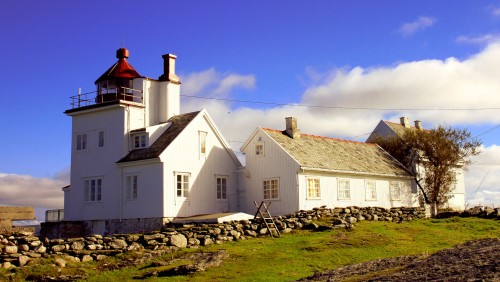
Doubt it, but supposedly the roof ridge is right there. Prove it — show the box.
[262,128,377,146]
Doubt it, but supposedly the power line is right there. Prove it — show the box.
[181,94,500,111]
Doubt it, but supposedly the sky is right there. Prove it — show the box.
[1,1,500,222]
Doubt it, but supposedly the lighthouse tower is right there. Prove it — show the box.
[63,48,181,230]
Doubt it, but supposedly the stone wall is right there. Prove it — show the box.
[0,206,433,268]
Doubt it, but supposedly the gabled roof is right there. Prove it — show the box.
[384,121,418,137]
[262,128,412,177]
[117,111,200,163]
[95,48,142,84]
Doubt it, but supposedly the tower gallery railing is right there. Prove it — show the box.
[69,87,144,109]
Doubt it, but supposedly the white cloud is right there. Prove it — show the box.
[0,169,68,210]
[399,16,435,36]
[465,145,500,207]
[180,41,500,144]
[456,34,500,45]
[181,68,255,98]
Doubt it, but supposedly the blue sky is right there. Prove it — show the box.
[1,1,500,217]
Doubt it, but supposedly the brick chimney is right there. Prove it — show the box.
[400,117,410,128]
[414,120,423,130]
[159,54,180,83]
[285,117,300,139]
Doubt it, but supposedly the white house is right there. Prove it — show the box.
[239,117,418,216]
[63,48,242,234]
[366,117,466,211]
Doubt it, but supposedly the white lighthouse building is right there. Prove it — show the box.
[63,48,242,235]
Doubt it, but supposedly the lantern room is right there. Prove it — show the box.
[94,48,142,103]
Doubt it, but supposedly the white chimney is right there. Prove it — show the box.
[285,117,300,139]
[159,54,180,83]
[414,120,423,130]
[400,117,410,128]
[158,53,180,123]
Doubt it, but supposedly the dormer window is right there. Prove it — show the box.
[133,134,147,149]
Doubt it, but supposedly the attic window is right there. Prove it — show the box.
[255,143,264,156]
[199,131,207,156]
[133,134,147,149]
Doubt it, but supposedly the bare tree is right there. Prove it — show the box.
[371,126,481,216]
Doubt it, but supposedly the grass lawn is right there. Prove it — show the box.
[3,217,500,281]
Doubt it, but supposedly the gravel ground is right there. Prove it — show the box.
[299,238,500,282]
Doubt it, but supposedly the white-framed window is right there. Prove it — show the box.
[255,143,264,156]
[365,180,377,201]
[263,178,279,200]
[306,177,321,199]
[390,181,402,201]
[338,179,351,200]
[199,131,207,156]
[176,172,190,198]
[76,133,87,151]
[84,177,102,202]
[216,176,227,200]
[125,175,138,200]
[98,130,105,148]
[133,134,147,149]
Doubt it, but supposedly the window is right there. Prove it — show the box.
[200,131,207,155]
[390,181,402,201]
[125,175,138,200]
[176,173,189,198]
[133,134,147,149]
[255,143,264,156]
[76,133,87,151]
[84,178,102,202]
[365,180,377,200]
[98,131,105,148]
[307,178,321,199]
[338,179,351,200]
[263,178,279,199]
[216,176,227,199]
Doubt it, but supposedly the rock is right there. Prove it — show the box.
[29,240,42,247]
[244,230,257,237]
[200,237,213,246]
[109,239,128,249]
[18,255,30,267]
[95,255,107,261]
[81,255,93,262]
[259,228,268,235]
[126,242,143,251]
[170,234,187,248]
[54,257,66,268]
[34,245,46,253]
[229,230,240,240]
[4,245,18,254]
[71,240,86,251]
[52,244,66,252]
[2,262,12,269]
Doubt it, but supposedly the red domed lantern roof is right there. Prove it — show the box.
[94,48,142,84]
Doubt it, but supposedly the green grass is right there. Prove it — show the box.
[2,217,499,281]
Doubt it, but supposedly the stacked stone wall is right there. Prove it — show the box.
[3,206,496,269]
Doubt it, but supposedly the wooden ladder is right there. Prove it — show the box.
[254,201,281,237]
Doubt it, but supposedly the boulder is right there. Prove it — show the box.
[170,234,187,248]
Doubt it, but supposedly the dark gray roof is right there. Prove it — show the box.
[117,111,200,163]
[263,128,412,177]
